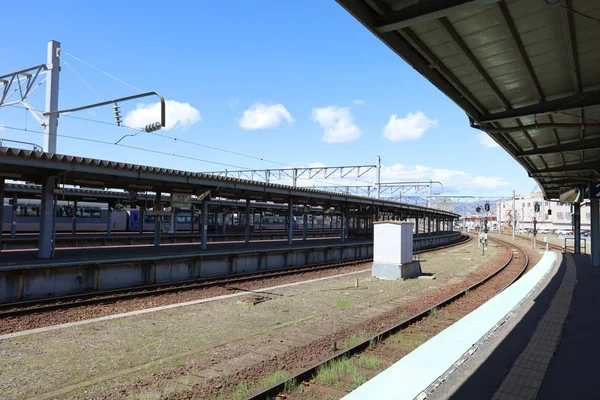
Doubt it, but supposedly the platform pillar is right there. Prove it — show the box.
[154,191,161,247]
[303,208,308,241]
[107,207,112,236]
[287,199,293,245]
[201,201,208,250]
[591,194,600,267]
[415,214,419,235]
[573,203,581,254]
[341,205,346,242]
[190,204,195,233]
[11,194,17,237]
[139,205,145,235]
[259,212,263,233]
[38,175,55,259]
[72,199,77,235]
[0,177,4,251]
[244,199,250,243]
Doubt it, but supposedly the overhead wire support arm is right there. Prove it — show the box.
[0,64,48,106]
[42,91,167,130]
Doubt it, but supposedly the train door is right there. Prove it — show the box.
[129,210,140,232]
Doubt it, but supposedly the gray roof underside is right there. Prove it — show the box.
[0,147,458,218]
[337,0,600,200]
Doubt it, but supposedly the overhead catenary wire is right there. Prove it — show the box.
[64,51,144,93]
[58,57,104,101]
[0,124,249,170]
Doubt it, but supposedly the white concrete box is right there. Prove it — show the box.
[372,221,420,280]
[373,221,413,265]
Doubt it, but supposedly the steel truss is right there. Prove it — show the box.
[205,165,376,187]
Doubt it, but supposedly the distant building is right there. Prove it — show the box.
[495,192,589,232]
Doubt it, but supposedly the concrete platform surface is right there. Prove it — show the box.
[0,238,367,270]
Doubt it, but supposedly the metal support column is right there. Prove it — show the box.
[11,194,17,237]
[259,212,263,233]
[415,214,419,234]
[341,205,346,242]
[303,209,308,241]
[436,217,440,232]
[223,213,228,234]
[573,202,581,254]
[154,191,161,247]
[244,199,250,243]
[201,201,208,250]
[139,205,145,235]
[44,40,60,153]
[38,175,55,259]
[107,207,112,236]
[72,199,77,235]
[287,199,293,245]
[311,212,315,233]
[591,193,600,267]
[0,178,4,251]
[190,205,195,233]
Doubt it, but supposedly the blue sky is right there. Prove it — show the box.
[0,0,539,198]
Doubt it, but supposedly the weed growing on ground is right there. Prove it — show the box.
[335,298,354,309]
[259,370,290,388]
[232,382,253,400]
[342,331,368,349]
[465,289,471,296]
[316,357,364,388]
[429,306,439,316]
[283,378,299,393]
[357,354,382,370]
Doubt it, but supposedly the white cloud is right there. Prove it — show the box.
[239,103,293,130]
[352,99,367,106]
[382,163,510,191]
[382,111,437,142]
[124,100,201,131]
[311,106,361,143]
[476,132,500,149]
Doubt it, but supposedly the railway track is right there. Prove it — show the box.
[0,235,471,318]
[244,236,528,400]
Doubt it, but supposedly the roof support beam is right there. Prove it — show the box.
[480,91,600,123]
[400,27,487,114]
[518,138,600,157]
[335,0,483,121]
[439,17,511,110]
[498,1,545,101]
[531,161,600,175]
[375,0,500,32]
[561,0,582,94]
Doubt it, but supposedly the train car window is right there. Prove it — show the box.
[16,205,26,217]
[82,207,92,218]
[27,205,40,217]
[76,207,83,217]
[91,208,101,218]
[145,215,156,224]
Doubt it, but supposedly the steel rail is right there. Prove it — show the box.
[244,236,528,400]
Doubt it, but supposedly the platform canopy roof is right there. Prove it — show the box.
[0,147,459,218]
[337,0,600,200]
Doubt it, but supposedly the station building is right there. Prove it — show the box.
[495,192,590,233]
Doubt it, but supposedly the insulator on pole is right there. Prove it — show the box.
[113,103,122,126]
[144,122,162,133]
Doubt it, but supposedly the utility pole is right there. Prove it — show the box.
[376,156,381,199]
[512,190,516,241]
[428,179,432,208]
[44,40,61,153]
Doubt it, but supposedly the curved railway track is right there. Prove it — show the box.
[0,235,471,318]
[244,235,529,400]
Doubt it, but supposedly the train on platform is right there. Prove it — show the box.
[1,199,342,234]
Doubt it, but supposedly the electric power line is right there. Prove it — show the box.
[64,51,144,93]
